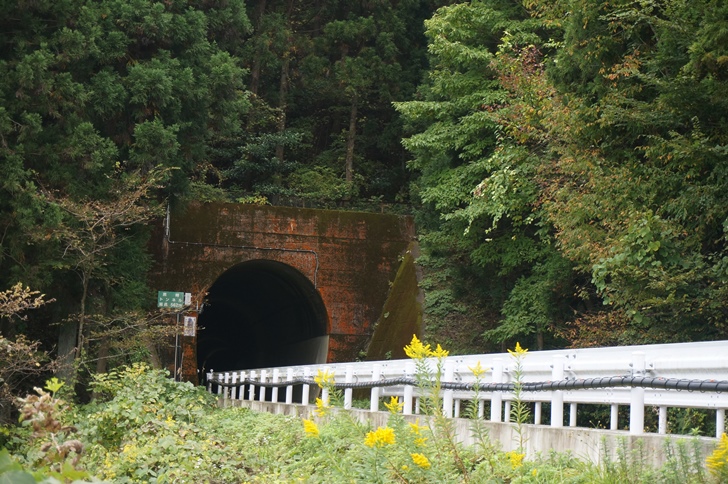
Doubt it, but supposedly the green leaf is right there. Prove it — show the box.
[0,471,36,484]
[44,377,64,394]
[0,450,34,484]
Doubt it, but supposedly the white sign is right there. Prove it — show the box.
[183,316,197,337]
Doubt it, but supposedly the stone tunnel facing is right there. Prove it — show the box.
[197,260,329,378]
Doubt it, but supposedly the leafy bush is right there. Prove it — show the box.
[0,284,56,425]
[4,358,726,483]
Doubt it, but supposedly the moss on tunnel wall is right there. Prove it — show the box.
[148,202,420,376]
[365,242,423,361]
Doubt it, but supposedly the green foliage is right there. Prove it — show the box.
[508,343,530,453]
[82,364,214,449]
[397,2,577,350]
[0,333,54,425]
[287,166,358,206]
[4,362,726,483]
[74,364,247,482]
[2,0,727,414]
[530,0,728,341]
[13,381,101,483]
[0,449,37,484]
[402,0,728,349]
[0,0,253,385]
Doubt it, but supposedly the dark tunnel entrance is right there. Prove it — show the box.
[197,260,329,378]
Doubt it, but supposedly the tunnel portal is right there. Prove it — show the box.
[150,202,418,382]
[197,260,329,377]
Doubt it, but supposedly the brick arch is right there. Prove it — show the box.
[149,202,417,382]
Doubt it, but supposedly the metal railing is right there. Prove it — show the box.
[207,340,728,438]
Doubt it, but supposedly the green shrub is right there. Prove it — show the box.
[4,358,726,483]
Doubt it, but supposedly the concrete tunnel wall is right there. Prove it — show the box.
[148,202,418,383]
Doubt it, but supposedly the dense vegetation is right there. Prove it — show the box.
[0,0,726,430]
[2,359,727,483]
[397,0,728,352]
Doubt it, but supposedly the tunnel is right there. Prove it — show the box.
[197,260,329,378]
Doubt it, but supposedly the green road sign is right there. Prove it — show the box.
[157,291,185,308]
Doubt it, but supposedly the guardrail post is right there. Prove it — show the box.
[490,358,503,422]
[239,371,246,400]
[223,372,230,400]
[454,398,461,418]
[302,368,311,405]
[658,406,667,434]
[717,409,726,438]
[230,372,237,400]
[285,368,294,404]
[570,403,577,427]
[504,401,511,423]
[322,385,330,406]
[443,360,454,418]
[403,361,415,415]
[259,370,267,402]
[271,369,280,403]
[551,355,564,427]
[207,371,213,393]
[478,400,485,419]
[248,370,256,401]
[610,404,619,430]
[344,365,354,410]
[630,352,645,435]
[370,364,381,412]
[534,402,542,425]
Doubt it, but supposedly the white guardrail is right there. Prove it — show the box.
[207,340,728,438]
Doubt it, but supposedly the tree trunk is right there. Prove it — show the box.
[77,273,89,364]
[275,55,290,161]
[345,96,358,184]
[56,321,78,382]
[146,338,162,369]
[249,0,268,95]
[94,337,110,374]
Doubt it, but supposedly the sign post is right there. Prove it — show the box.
[157,290,192,381]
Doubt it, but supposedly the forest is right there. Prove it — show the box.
[1,0,727,409]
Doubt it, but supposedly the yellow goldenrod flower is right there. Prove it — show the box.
[414,437,428,447]
[468,361,487,378]
[410,453,431,469]
[408,419,428,435]
[314,369,335,388]
[120,443,141,464]
[508,342,528,357]
[364,426,396,448]
[431,343,449,358]
[707,433,728,476]
[404,334,432,359]
[384,396,404,414]
[302,419,319,438]
[314,397,329,417]
[506,451,525,469]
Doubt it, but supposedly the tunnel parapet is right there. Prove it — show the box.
[149,202,419,382]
